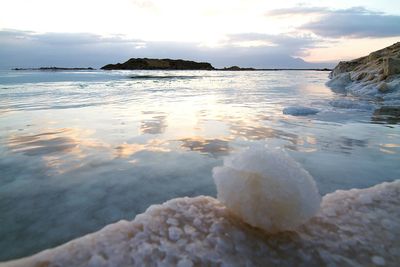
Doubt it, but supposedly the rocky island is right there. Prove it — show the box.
[221,66,255,71]
[327,42,400,101]
[101,58,214,70]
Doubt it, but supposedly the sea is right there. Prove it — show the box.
[0,69,399,261]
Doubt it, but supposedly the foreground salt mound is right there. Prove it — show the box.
[213,148,321,232]
[3,180,399,267]
[327,42,400,101]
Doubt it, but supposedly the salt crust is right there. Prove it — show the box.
[2,180,399,267]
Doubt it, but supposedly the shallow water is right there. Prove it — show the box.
[0,69,399,261]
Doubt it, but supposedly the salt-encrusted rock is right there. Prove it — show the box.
[378,81,389,93]
[384,57,400,76]
[2,180,399,267]
[213,148,321,232]
[327,42,400,101]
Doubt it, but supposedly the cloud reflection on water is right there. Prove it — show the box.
[7,128,108,174]
[114,139,170,158]
[178,137,230,157]
[6,127,177,175]
[140,115,167,135]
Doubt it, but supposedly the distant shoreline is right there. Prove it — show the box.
[11,67,331,72]
[216,68,332,71]
[100,58,332,71]
[12,67,95,71]
[10,58,333,72]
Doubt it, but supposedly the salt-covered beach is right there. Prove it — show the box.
[3,179,399,267]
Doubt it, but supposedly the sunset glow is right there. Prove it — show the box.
[1,0,399,67]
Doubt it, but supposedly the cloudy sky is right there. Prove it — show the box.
[1,0,399,68]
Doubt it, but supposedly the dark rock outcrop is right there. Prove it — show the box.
[101,58,214,70]
[221,66,255,71]
[330,42,400,80]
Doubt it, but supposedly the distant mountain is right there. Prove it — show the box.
[101,58,214,70]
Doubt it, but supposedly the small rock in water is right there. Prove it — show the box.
[371,255,385,266]
[177,258,194,267]
[283,106,319,116]
[377,82,389,93]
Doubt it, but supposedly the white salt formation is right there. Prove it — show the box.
[2,180,399,267]
[212,148,321,232]
[327,42,400,102]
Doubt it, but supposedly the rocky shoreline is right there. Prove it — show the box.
[327,42,400,102]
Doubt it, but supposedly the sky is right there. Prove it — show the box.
[0,0,400,68]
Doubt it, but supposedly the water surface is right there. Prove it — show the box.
[0,69,399,261]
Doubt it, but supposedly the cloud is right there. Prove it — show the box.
[303,8,400,38]
[0,29,143,46]
[0,30,148,67]
[0,29,333,69]
[130,0,158,11]
[265,6,384,17]
[266,6,400,38]
[224,33,323,57]
[265,6,329,16]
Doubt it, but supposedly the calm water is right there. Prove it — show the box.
[0,70,399,261]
